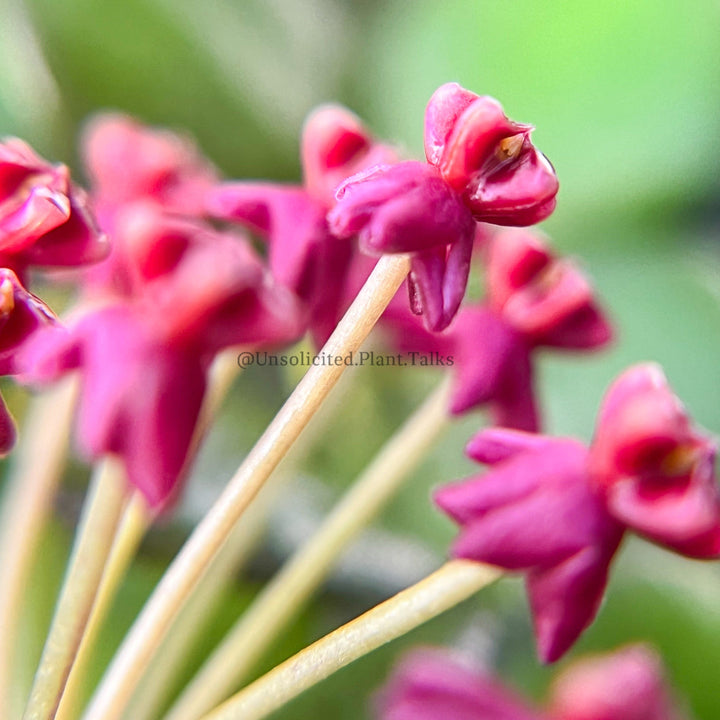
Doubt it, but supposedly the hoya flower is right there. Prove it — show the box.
[206,105,395,347]
[82,113,218,220]
[435,429,623,662]
[20,227,303,508]
[0,268,56,453]
[329,83,558,331]
[548,644,688,720]
[0,138,108,280]
[434,364,720,662]
[377,644,687,720]
[376,648,548,720]
[382,228,612,430]
[79,115,219,298]
[589,363,720,558]
[424,83,558,225]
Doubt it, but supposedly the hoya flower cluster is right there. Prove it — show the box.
[0,78,716,720]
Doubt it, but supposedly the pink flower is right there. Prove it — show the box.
[434,365,720,662]
[301,104,397,207]
[330,162,476,331]
[79,115,219,299]
[329,84,558,331]
[548,644,688,720]
[0,268,56,454]
[82,113,217,218]
[589,363,720,558]
[20,224,303,508]
[376,648,548,720]
[377,644,688,720]
[425,83,558,225]
[0,138,108,280]
[381,229,612,429]
[435,429,623,662]
[206,105,395,347]
[485,229,612,348]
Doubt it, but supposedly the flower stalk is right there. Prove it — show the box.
[165,377,452,720]
[53,347,246,720]
[22,456,129,720]
[0,377,79,720]
[83,252,411,720]
[54,492,153,720]
[127,366,356,720]
[200,560,500,720]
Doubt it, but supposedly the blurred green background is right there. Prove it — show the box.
[2,0,720,718]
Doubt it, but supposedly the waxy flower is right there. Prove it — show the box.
[0,268,56,453]
[20,221,303,508]
[82,113,217,219]
[549,644,688,720]
[206,105,395,347]
[329,83,559,331]
[589,363,720,558]
[377,644,687,720]
[435,364,720,662]
[382,228,612,430]
[376,648,548,720]
[79,115,220,299]
[0,138,108,280]
[436,429,623,662]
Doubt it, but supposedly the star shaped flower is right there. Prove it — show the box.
[435,364,720,661]
[329,83,559,331]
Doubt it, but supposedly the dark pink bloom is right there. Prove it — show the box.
[434,365,720,662]
[376,648,548,720]
[301,104,397,207]
[206,105,395,347]
[425,83,558,225]
[589,364,720,558]
[0,268,56,453]
[329,84,558,331]
[435,429,623,662]
[20,227,303,508]
[485,229,612,348]
[548,644,688,720]
[0,138,108,279]
[330,162,476,331]
[82,113,217,218]
[79,115,219,300]
[381,229,612,429]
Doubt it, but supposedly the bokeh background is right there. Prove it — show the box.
[2,1,720,718]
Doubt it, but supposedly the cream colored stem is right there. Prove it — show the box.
[55,348,245,720]
[202,560,500,720]
[54,494,153,720]
[127,364,354,720]
[165,378,452,720]
[22,457,129,720]
[83,254,411,720]
[0,378,79,720]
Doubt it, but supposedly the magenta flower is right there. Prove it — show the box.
[0,138,108,280]
[0,268,56,453]
[382,228,612,430]
[20,224,303,508]
[435,429,623,662]
[424,83,558,225]
[434,364,720,662]
[329,83,558,331]
[376,648,548,720]
[377,644,687,720]
[548,644,688,720]
[589,363,720,558]
[206,105,395,347]
[82,113,217,219]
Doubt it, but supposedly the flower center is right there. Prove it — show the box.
[0,278,15,317]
